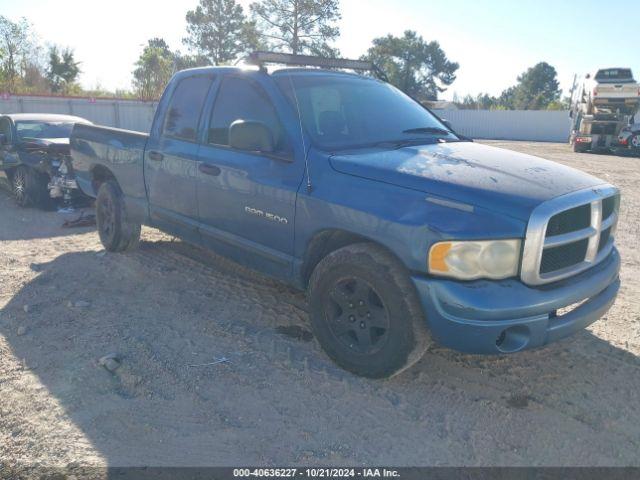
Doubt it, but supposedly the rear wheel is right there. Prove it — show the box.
[11,165,50,208]
[308,243,432,378]
[96,181,141,252]
[630,134,640,151]
[572,141,588,153]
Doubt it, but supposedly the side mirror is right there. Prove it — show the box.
[0,133,7,145]
[228,120,274,153]
[440,119,453,131]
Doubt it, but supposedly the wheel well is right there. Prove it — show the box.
[301,230,399,288]
[90,165,118,195]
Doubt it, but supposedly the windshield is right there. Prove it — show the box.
[15,121,74,140]
[275,73,458,150]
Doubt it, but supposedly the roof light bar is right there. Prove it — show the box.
[245,51,375,72]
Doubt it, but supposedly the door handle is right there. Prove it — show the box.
[198,163,221,176]
[148,150,164,161]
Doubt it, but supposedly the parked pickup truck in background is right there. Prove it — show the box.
[579,68,640,115]
[0,113,91,208]
[70,53,621,378]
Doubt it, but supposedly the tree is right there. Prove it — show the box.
[22,60,49,94]
[510,62,561,110]
[46,46,81,93]
[250,0,340,56]
[132,38,175,100]
[173,51,209,71]
[363,30,458,101]
[496,85,516,110]
[184,0,256,65]
[0,16,34,92]
[456,92,497,110]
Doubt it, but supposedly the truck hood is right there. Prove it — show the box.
[329,141,605,221]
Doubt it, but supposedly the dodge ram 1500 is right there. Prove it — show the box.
[70,53,621,378]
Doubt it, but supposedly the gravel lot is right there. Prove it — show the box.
[0,141,639,471]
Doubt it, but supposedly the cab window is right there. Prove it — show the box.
[208,77,287,153]
[163,75,214,142]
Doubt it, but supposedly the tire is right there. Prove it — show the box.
[308,243,432,378]
[572,141,587,153]
[630,134,640,151]
[96,181,141,252]
[11,165,51,208]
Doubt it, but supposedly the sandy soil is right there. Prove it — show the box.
[0,141,639,471]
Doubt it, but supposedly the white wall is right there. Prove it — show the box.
[0,95,157,132]
[1,95,572,142]
[433,109,572,142]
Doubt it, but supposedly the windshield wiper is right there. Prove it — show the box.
[371,138,440,149]
[402,127,452,135]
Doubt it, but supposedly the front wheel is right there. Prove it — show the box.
[11,165,50,208]
[96,181,141,252]
[630,134,640,151]
[308,243,432,378]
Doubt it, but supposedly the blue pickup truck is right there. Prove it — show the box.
[70,53,621,378]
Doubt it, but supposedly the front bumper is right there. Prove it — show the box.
[48,175,79,198]
[594,97,639,105]
[412,248,620,354]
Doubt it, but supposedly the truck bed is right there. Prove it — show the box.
[70,123,150,219]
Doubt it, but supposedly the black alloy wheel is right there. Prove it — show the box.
[325,276,391,355]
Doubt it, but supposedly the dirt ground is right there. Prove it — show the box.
[0,141,639,470]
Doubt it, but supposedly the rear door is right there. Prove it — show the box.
[145,74,214,238]
[195,74,305,280]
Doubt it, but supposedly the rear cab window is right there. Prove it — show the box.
[163,75,214,142]
[595,69,634,83]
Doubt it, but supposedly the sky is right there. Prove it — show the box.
[1,0,638,100]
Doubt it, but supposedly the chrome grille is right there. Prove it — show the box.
[540,238,589,274]
[545,204,591,237]
[521,185,619,285]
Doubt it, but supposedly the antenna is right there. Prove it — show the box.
[286,72,313,193]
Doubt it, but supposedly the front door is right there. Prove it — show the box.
[196,75,305,280]
[145,74,214,239]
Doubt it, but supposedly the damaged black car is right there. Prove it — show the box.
[0,113,92,208]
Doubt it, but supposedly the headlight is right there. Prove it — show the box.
[429,239,521,280]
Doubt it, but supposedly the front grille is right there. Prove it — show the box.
[540,239,589,274]
[598,227,612,253]
[546,204,591,236]
[521,186,619,285]
[602,195,619,220]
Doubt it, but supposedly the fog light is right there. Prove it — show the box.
[495,326,530,353]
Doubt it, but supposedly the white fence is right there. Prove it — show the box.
[0,94,571,142]
[0,95,157,133]
[433,109,571,142]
